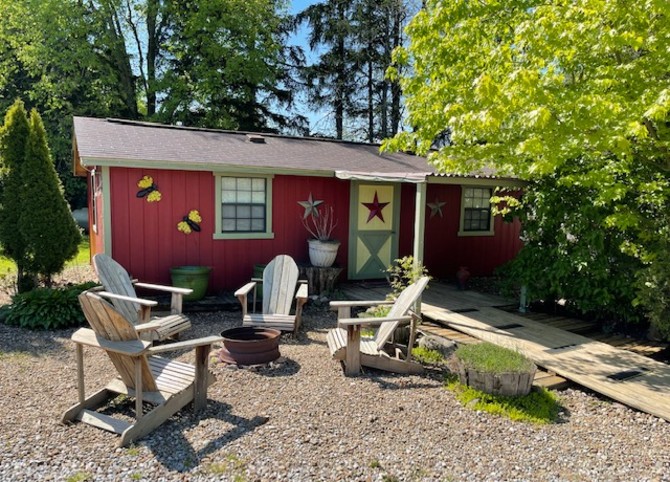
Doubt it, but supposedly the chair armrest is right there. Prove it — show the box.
[251,277,263,283]
[234,282,257,298]
[134,282,193,295]
[71,328,151,355]
[329,300,393,310]
[96,291,158,307]
[337,315,412,327]
[148,335,224,354]
[296,282,308,301]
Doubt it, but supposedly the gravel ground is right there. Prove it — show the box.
[0,267,669,481]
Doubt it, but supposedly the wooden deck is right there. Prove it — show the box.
[340,281,670,421]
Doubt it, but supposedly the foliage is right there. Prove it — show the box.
[0,100,32,291]
[497,168,645,324]
[20,109,82,285]
[411,346,444,365]
[0,282,97,330]
[387,1,670,336]
[446,375,561,425]
[385,256,429,299]
[156,0,303,132]
[303,205,338,241]
[455,342,535,374]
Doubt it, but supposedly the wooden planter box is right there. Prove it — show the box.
[456,360,536,397]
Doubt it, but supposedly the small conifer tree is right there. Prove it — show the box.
[19,109,81,286]
[0,100,32,291]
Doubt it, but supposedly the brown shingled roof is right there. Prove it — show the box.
[73,117,436,176]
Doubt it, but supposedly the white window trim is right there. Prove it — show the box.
[213,173,274,240]
[458,186,495,237]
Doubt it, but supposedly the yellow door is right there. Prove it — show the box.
[348,182,400,279]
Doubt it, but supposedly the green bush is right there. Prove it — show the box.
[0,282,98,330]
[455,342,535,374]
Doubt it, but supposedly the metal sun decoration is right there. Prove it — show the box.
[136,175,162,202]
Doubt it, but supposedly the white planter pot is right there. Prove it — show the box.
[308,239,340,267]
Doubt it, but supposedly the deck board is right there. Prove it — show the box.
[340,281,670,419]
[424,305,670,422]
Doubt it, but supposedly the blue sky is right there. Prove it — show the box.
[285,0,331,135]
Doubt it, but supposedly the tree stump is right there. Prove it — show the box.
[299,265,343,297]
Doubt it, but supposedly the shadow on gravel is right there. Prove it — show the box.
[146,400,270,472]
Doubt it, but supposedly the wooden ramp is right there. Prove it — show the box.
[424,304,670,422]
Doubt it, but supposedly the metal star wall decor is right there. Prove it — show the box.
[362,191,390,223]
[427,197,446,218]
[298,192,324,219]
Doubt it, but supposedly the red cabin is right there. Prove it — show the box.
[73,117,523,292]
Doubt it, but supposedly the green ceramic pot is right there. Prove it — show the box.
[170,266,212,301]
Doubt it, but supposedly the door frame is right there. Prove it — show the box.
[347,181,401,280]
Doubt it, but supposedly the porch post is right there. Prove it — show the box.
[413,181,427,311]
[413,182,427,271]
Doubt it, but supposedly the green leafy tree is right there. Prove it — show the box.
[20,109,81,286]
[0,100,32,291]
[386,0,670,335]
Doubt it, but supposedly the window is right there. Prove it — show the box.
[214,174,273,239]
[459,187,494,236]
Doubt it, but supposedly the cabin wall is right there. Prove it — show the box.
[398,183,522,280]
[107,167,350,291]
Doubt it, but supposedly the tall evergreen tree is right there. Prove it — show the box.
[0,100,32,291]
[297,0,412,141]
[20,109,81,286]
[297,0,360,139]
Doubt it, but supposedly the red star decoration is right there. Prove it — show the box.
[362,191,390,223]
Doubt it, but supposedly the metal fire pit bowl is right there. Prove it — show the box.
[218,327,281,365]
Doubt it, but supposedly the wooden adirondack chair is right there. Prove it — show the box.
[327,276,430,376]
[62,291,222,447]
[234,255,308,334]
[93,253,192,341]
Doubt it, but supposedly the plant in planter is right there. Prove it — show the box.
[453,342,537,396]
[303,205,340,267]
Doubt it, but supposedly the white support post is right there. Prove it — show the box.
[413,182,427,311]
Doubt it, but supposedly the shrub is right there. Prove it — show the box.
[385,256,430,299]
[455,342,534,374]
[0,282,97,329]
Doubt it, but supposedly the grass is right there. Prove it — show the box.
[446,374,561,424]
[411,346,445,365]
[455,342,535,374]
[0,236,89,275]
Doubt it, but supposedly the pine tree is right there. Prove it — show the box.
[0,100,32,291]
[19,109,81,286]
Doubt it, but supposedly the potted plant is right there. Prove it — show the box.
[303,205,340,267]
[452,342,537,396]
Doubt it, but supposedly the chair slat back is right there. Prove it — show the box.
[374,276,430,349]
[93,253,140,323]
[263,255,300,315]
[79,291,157,391]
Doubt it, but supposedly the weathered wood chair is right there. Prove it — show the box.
[93,253,192,341]
[327,276,430,376]
[234,255,308,334]
[62,291,222,447]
